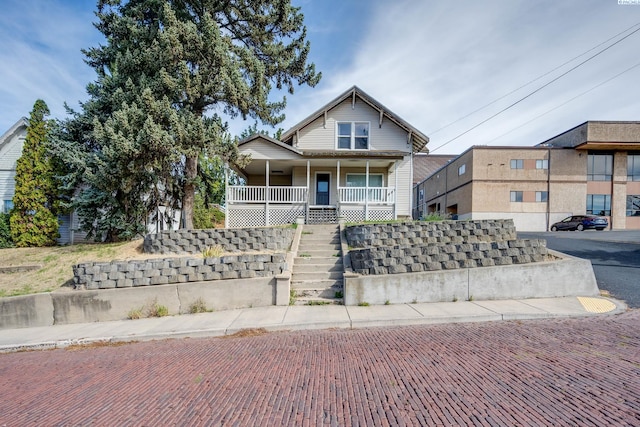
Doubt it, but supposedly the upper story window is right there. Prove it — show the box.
[587,153,612,181]
[628,154,640,181]
[337,122,369,150]
[458,164,466,175]
[510,159,523,169]
[510,191,523,202]
[536,159,548,169]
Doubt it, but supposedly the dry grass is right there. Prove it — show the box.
[0,239,177,297]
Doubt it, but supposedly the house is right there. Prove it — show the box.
[226,86,429,228]
[0,118,28,216]
[413,121,640,231]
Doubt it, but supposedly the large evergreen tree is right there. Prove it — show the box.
[10,100,59,247]
[54,0,320,238]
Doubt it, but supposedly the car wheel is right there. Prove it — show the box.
[596,228,604,231]
[551,226,557,232]
[577,224,584,231]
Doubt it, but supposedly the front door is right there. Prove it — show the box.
[316,173,330,205]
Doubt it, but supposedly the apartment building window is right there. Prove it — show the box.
[510,191,523,202]
[535,191,548,202]
[337,122,369,150]
[628,154,640,181]
[458,164,466,175]
[627,195,640,216]
[586,194,611,216]
[510,159,523,169]
[536,159,548,169]
[587,153,613,181]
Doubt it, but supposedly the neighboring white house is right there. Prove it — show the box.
[0,118,27,216]
[227,86,430,227]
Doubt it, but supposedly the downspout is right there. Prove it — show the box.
[546,148,551,231]
[337,160,341,220]
[306,160,310,224]
[394,160,398,220]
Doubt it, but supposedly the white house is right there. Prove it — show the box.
[0,118,28,216]
[227,86,430,227]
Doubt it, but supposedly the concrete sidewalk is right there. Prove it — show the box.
[0,296,626,353]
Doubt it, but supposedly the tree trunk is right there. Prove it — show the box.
[183,154,198,229]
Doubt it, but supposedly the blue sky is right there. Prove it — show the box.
[1,0,639,154]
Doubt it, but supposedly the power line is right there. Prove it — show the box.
[427,21,640,136]
[484,61,640,145]
[429,24,640,153]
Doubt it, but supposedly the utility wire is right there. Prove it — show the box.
[427,21,640,136]
[429,25,640,153]
[484,61,640,145]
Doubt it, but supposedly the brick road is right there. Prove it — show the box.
[1,312,639,426]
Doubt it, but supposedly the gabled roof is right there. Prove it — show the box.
[280,86,429,154]
[0,117,28,153]
[413,153,457,184]
[237,133,302,155]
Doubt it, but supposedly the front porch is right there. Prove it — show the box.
[226,159,399,227]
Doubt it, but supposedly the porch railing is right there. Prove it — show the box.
[227,186,307,203]
[338,187,395,204]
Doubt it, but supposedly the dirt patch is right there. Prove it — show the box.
[222,328,270,339]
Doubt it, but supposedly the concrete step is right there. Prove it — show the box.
[298,243,341,251]
[298,236,341,244]
[291,284,344,301]
[293,263,343,273]
[296,249,341,258]
[294,257,343,266]
[292,271,343,281]
[291,279,343,290]
[293,296,343,306]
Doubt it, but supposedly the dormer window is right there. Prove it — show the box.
[337,122,369,150]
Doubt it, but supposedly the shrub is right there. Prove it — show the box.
[0,213,13,248]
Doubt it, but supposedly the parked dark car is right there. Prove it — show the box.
[550,215,608,231]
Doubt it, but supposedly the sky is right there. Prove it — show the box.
[1,0,639,155]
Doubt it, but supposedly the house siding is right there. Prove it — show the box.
[297,98,411,153]
[0,127,26,208]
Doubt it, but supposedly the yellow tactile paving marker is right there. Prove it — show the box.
[577,297,617,313]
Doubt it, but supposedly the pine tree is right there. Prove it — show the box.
[53,0,320,238]
[10,100,59,247]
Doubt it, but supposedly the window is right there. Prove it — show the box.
[418,188,424,203]
[627,195,640,216]
[2,200,13,214]
[536,159,548,169]
[458,164,466,175]
[586,194,611,216]
[510,159,523,169]
[510,191,523,202]
[336,122,369,150]
[535,191,548,202]
[587,153,613,181]
[628,154,640,181]
[346,173,383,202]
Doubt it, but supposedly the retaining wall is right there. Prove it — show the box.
[143,227,294,255]
[345,219,516,249]
[73,254,287,290]
[349,240,548,275]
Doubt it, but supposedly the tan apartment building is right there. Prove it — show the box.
[413,121,640,231]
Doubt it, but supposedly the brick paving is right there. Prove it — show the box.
[1,312,639,426]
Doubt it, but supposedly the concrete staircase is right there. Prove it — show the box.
[292,224,344,305]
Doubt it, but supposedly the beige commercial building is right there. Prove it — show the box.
[413,121,640,231]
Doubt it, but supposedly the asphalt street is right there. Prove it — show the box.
[519,230,640,308]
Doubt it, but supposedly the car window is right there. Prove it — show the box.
[562,217,572,222]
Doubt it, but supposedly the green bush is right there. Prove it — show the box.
[193,193,225,229]
[0,213,13,248]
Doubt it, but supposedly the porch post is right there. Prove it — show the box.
[365,160,370,220]
[265,160,270,226]
[336,160,341,219]
[224,163,229,228]
[394,160,398,220]
[306,160,310,224]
